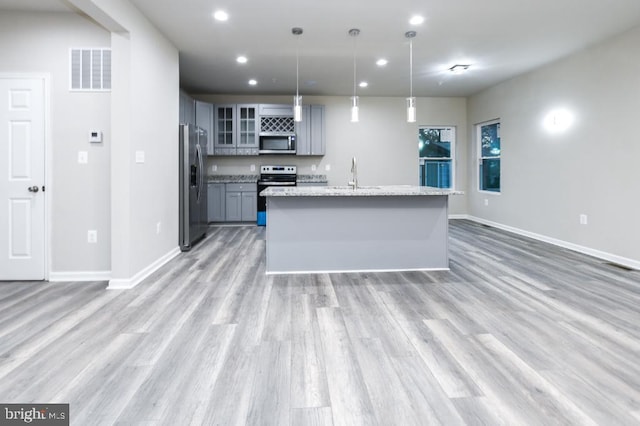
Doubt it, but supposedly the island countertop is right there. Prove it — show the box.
[261,185,463,197]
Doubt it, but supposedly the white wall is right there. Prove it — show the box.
[74,0,180,285]
[467,25,640,266]
[198,94,468,215]
[0,11,112,275]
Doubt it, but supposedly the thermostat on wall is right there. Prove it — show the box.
[89,130,103,143]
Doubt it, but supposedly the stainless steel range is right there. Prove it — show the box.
[257,165,297,226]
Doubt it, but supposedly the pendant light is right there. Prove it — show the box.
[292,27,303,122]
[349,28,360,123]
[405,31,417,123]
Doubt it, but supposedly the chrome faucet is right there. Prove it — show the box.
[348,156,358,190]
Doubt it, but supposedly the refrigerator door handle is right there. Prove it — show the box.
[195,142,203,202]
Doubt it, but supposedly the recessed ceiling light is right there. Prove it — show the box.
[248,79,257,86]
[213,10,228,21]
[409,15,424,25]
[359,81,368,88]
[449,64,470,74]
[236,56,248,64]
[376,59,388,66]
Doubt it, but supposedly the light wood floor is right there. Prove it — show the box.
[1,220,639,425]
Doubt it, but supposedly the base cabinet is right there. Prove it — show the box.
[224,183,257,222]
[208,183,226,222]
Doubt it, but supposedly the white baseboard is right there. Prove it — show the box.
[107,246,181,290]
[448,214,470,220]
[49,270,111,282]
[461,215,640,271]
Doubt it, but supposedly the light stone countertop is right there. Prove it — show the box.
[297,174,328,183]
[207,174,328,184]
[207,174,258,183]
[261,185,464,197]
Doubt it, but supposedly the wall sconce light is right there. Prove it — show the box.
[544,108,574,133]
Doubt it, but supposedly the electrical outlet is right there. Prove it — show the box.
[87,230,97,243]
[211,164,218,172]
[156,222,161,234]
[325,164,331,171]
[311,164,317,172]
[484,199,489,206]
[579,214,588,225]
[250,164,256,172]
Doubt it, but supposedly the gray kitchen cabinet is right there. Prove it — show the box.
[241,192,257,221]
[214,104,236,155]
[196,100,214,155]
[259,104,293,117]
[180,91,195,126]
[236,104,259,155]
[225,183,257,222]
[207,183,225,222]
[296,105,325,156]
[214,104,259,156]
[225,192,242,221]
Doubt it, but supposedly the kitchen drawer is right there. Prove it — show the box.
[226,183,257,192]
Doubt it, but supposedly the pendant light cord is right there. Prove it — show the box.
[349,28,360,98]
[353,36,357,97]
[296,35,300,98]
[409,38,413,98]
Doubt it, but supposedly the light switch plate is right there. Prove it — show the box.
[135,151,145,163]
[325,164,331,171]
[78,151,88,164]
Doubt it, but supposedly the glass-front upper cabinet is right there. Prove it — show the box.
[214,104,235,155]
[236,104,259,155]
[213,104,258,156]
[418,126,455,189]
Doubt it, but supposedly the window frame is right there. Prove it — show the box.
[477,119,501,194]
[418,125,456,190]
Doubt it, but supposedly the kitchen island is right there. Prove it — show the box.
[261,185,463,274]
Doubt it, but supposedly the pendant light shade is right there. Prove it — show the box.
[406,97,416,123]
[292,27,303,122]
[294,95,302,122]
[350,96,359,122]
[349,28,360,123]
[405,31,417,123]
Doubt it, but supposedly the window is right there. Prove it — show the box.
[478,120,501,192]
[418,126,455,189]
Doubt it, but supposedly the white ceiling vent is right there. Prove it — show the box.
[70,48,111,91]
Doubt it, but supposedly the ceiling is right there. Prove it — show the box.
[3,0,640,97]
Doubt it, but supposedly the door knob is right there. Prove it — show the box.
[28,186,39,193]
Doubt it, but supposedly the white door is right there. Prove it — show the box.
[0,77,46,280]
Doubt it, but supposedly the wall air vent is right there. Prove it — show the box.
[70,48,111,91]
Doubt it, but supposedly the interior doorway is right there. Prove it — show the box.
[0,75,48,280]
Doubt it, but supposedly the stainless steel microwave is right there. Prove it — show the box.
[259,133,296,154]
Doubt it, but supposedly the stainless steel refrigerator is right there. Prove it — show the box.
[179,124,208,251]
